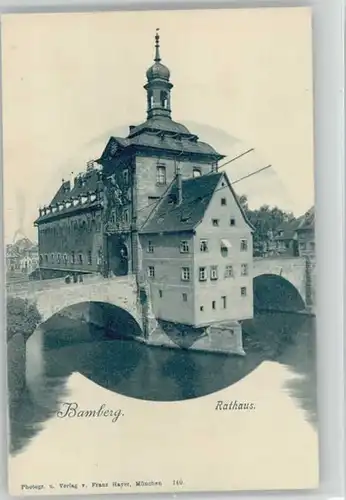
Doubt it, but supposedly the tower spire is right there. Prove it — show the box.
[154,28,161,62]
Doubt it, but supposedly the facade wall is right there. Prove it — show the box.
[135,154,215,226]
[140,232,195,324]
[38,209,103,274]
[193,177,253,326]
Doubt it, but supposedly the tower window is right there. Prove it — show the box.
[193,168,202,178]
[148,266,155,278]
[212,300,216,310]
[222,296,227,309]
[159,290,163,298]
[230,218,236,226]
[156,166,166,185]
[123,209,129,224]
[221,198,227,206]
[160,90,168,108]
[212,219,220,227]
[147,241,154,253]
[180,240,189,253]
[241,287,247,297]
[182,293,188,302]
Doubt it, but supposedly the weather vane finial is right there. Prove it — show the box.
[154,28,161,62]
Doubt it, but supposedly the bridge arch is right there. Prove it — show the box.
[36,300,143,349]
[253,273,305,313]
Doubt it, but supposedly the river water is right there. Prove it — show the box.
[9,312,317,456]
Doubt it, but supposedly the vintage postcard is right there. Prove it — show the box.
[2,7,317,495]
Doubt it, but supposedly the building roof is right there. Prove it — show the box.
[128,117,191,137]
[297,206,314,231]
[36,168,103,224]
[141,172,222,234]
[141,171,254,234]
[102,118,224,161]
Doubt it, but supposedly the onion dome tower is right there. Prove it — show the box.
[144,29,173,120]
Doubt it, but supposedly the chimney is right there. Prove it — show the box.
[176,164,182,206]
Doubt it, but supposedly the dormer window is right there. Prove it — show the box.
[193,168,201,178]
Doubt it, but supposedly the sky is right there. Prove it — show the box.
[1,7,314,244]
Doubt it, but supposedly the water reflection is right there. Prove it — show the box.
[9,312,317,456]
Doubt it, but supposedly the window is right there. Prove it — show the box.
[180,240,189,253]
[221,296,227,309]
[147,241,154,253]
[240,239,248,251]
[300,242,306,250]
[199,267,207,281]
[156,165,166,185]
[210,265,218,280]
[193,168,201,178]
[123,209,129,224]
[39,254,43,264]
[212,219,220,227]
[241,287,247,297]
[200,305,204,311]
[310,241,315,251]
[221,198,227,206]
[225,265,234,278]
[148,266,155,278]
[51,253,55,263]
[63,254,68,265]
[241,264,248,276]
[57,253,61,264]
[71,251,75,264]
[220,240,231,257]
[181,267,190,281]
[88,251,92,265]
[200,239,209,252]
[230,218,236,226]
[123,169,129,185]
[212,301,216,310]
[159,290,163,298]
[182,293,188,302]
[78,254,83,265]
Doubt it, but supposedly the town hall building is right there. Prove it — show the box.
[35,30,254,328]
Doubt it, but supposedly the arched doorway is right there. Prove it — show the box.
[107,235,129,276]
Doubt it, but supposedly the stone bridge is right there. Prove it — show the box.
[6,274,154,336]
[253,256,316,313]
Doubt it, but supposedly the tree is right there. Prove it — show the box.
[238,194,296,256]
[7,297,41,343]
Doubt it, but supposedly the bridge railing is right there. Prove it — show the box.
[6,273,134,296]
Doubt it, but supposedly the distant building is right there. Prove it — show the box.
[273,219,301,257]
[296,206,315,257]
[6,238,39,278]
